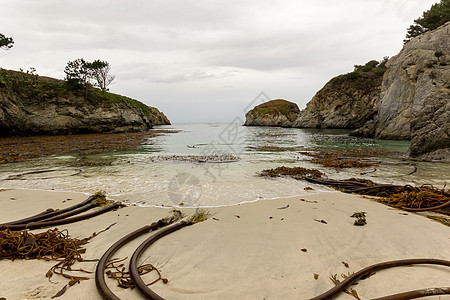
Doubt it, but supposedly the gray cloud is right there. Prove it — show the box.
[0,0,439,122]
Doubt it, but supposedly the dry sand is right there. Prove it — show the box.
[0,188,449,300]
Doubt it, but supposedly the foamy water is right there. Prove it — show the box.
[1,123,448,207]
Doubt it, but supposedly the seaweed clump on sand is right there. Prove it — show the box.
[188,208,211,224]
[0,228,89,284]
[260,166,324,179]
[378,185,450,213]
[0,222,115,298]
[304,177,450,218]
[91,191,116,207]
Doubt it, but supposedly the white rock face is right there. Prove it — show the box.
[372,22,450,159]
[300,22,450,161]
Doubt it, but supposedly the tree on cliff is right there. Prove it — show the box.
[87,60,115,92]
[64,58,91,88]
[0,33,14,50]
[64,58,115,91]
[404,0,450,43]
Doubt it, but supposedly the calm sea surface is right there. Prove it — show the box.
[1,123,449,207]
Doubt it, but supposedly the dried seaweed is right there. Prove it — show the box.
[188,208,211,224]
[330,273,361,300]
[300,147,400,159]
[260,166,324,179]
[304,177,450,219]
[314,157,377,169]
[159,209,184,226]
[0,223,115,293]
[299,150,379,170]
[351,212,367,226]
[379,187,449,212]
[0,228,89,284]
[99,210,194,292]
[105,257,168,289]
[91,191,116,207]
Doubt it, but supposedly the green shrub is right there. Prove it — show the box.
[435,50,444,58]
[374,69,387,76]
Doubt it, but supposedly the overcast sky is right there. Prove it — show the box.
[0,0,438,123]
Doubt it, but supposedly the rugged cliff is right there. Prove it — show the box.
[244,99,300,127]
[290,22,449,161]
[0,69,170,136]
[354,22,450,160]
[292,64,385,129]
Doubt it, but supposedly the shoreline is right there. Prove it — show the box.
[1,188,449,300]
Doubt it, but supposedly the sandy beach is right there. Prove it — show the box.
[0,188,449,300]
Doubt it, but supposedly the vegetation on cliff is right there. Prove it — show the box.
[325,58,388,89]
[0,33,14,50]
[244,99,300,127]
[292,58,388,129]
[64,58,115,92]
[0,68,151,116]
[247,99,299,117]
[404,0,450,43]
[0,68,170,136]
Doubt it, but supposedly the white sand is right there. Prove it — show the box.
[0,188,449,300]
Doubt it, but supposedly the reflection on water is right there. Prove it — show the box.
[0,123,448,207]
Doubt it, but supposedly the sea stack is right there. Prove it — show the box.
[244,99,300,127]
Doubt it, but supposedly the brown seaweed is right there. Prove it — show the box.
[303,177,450,216]
[260,166,324,179]
[1,228,89,284]
[299,150,380,170]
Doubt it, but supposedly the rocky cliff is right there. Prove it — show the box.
[244,99,300,127]
[353,22,450,160]
[289,22,449,161]
[0,69,170,136]
[292,64,384,129]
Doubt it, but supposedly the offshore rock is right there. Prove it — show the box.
[244,99,300,127]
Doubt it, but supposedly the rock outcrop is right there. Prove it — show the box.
[0,69,170,136]
[354,22,450,160]
[149,106,171,126]
[292,68,383,129]
[245,24,449,160]
[244,99,300,127]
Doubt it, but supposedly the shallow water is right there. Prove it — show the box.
[0,123,448,207]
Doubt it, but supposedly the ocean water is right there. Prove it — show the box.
[1,123,449,207]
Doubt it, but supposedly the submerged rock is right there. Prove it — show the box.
[244,99,300,127]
